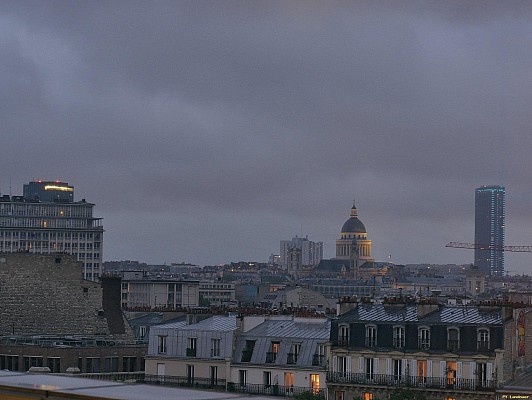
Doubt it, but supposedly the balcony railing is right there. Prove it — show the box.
[447,340,459,352]
[326,372,496,392]
[392,338,405,349]
[228,383,325,399]
[241,349,253,362]
[266,352,277,363]
[477,341,490,352]
[287,353,297,365]
[312,354,326,367]
[365,337,376,347]
[144,374,226,390]
[186,348,196,357]
[418,339,430,350]
[337,337,349,347]
[78,372,145,382]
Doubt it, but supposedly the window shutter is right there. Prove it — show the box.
[386,359,392,375]
[410,359,417,377]
[332,356,338,373]
[470,362,476,380]
[358,357,364,373]
[440,361,446,378]
[456,361,463,388]
[427,360,432,378]
[346,356,352,373]
[374,358,380,375]
[487,363,493,382]
[402,359,408,377]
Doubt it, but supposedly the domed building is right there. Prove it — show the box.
[335,202,372,265]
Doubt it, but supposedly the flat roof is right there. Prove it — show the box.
[0,371,279,400]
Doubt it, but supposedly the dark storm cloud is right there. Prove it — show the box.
[1,1,532,271]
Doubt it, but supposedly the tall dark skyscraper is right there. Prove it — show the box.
[474,185,505,276]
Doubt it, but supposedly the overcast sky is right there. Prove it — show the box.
[1,1,532,273]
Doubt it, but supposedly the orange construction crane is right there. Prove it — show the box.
[445,242,532,253]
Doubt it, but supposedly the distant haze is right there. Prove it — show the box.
[1,1,531,273]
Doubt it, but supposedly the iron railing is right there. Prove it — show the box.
[144,374,226,390]
[287,353,297,364]
[77,372,145,382]
[241,349,253,362]
[477,341,490,351]
[312,354,326,366]
[186,348,196,357]
[228,383,325,399]
[447,340,459,352]
[266,352,277,363]
[326,371,496,391]
[337,337,349,347]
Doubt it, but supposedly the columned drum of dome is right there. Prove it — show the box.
[335,203,372,278]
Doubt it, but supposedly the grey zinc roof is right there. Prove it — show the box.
[233,318,330,368]
[153,320,188,329]
[338,304,502,325]
[179,315,237,331]
[423,306,502,325]
[154,315,237,331]
[339,304,419,323]
[245,318,331,339]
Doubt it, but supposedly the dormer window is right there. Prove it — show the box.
[477,328,490,351]
[266,341,280,363]
[418,327,430,350]
[393,326,405,349]
[339,325,349,346]
[447,328,460,352]
[365,325,377,347]
[287,343,301,364]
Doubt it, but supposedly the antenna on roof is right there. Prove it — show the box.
[352,198,356,208]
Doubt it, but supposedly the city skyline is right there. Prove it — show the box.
[1,2,532,273]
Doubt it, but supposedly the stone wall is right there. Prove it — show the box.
[0,253,110,336]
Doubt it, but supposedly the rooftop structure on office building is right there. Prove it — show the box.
[0,180,103,280]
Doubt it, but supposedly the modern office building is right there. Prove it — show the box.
[23,180,74,203]
[280,236,323,269]
[120,270,200,309]
[0,181,103,280]
[474,185,505,276]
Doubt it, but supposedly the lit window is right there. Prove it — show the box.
[446,361,457,386]
[310,374,320,393]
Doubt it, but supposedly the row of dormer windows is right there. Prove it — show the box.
[338,325,491,352]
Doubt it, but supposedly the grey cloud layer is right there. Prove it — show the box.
[1,1,531,270]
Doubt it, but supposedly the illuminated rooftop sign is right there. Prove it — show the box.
[44,185,73,192]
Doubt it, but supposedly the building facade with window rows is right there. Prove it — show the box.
[329,301,507,400]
